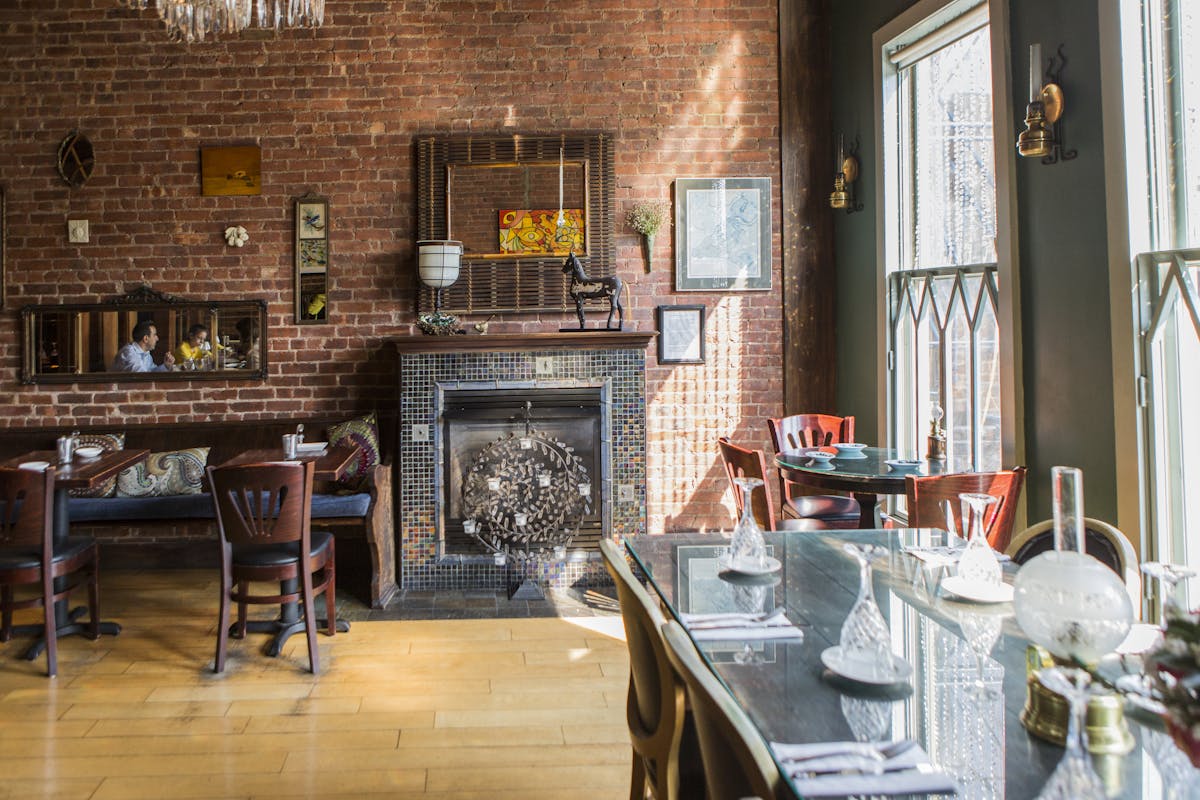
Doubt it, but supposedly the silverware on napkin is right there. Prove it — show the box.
[778,739,916,765]
[682,607,786,630]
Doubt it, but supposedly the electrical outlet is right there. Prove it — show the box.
[535,356,554,376]
[68,219,89,243]
[618,483,635,504]
[411,424,429,442]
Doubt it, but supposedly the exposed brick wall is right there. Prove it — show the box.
[0,0,785,532]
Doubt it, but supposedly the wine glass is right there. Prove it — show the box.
[1034,667,1106,799]
[838,543,895,678]
[1141,561,1197,626]
[956,493,1001,586]
[957,606,1006,698]
[727,477,766,569]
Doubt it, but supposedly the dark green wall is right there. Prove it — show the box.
[830,0,1118,523]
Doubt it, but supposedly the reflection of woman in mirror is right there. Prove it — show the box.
[174,324,215,369]
[235,317,261,371]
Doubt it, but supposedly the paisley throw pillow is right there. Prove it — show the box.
[327,413,381,489]
[68,433,125,498]
[116,447,210,498]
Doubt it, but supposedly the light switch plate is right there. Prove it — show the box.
[535,356,554,376]
[411,424,429,442]
[68,219,89,243]
[618,483,635,503]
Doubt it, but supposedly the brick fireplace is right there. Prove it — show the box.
[393,332,654,591]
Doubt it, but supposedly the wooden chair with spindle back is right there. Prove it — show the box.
[717,438,826,532]
[904,467,1027,552]
[766,414,861,526]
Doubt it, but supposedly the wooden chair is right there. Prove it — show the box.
[207,460,336,674]
[717,438,825,532]
[599,539,704,800]
[660,620,784,800]
[765,414,860,526]
[1007,517,1140,613]
[0,466,99,678]
[903,467,1027,552]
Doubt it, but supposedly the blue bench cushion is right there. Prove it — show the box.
[67,493,370,522]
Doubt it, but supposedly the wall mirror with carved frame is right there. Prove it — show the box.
[416,132,615,315]
[20,286,268,384]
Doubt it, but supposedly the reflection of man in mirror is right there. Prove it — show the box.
[110,320,175,372]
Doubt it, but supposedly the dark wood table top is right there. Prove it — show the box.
[218,444,359,482]
[775,446,970,494]
[3,448,149,492]
[625,529,1187,799]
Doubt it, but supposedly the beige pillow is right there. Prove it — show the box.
[116,447,210,498]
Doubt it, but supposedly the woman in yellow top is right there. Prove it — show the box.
[174,324,214,367]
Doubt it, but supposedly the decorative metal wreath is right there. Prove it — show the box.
[460,428,591,556]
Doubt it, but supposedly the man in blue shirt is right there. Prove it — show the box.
[110,320,176,372]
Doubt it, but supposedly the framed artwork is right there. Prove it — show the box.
[498,208,585,254]
[200,145,261,196]
[674,177,771,291]
[295,195,329,324]
[656,305,706,364]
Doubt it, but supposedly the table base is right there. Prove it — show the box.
[11,606,122,660]
[232,617,350,658]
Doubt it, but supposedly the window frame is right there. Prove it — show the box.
[872,0,1024,505]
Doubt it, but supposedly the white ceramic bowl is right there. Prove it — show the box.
[18,461,50,471]
[806,450,835,463]
[74,446,103,459]
[832,442,867,453]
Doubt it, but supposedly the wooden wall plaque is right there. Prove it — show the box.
[200,145,262,196]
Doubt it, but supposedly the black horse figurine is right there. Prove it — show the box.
[561,252,624,330]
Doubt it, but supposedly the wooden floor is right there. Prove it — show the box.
[0,570,632,800]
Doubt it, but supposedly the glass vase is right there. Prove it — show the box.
[956,492,1002,585]
[727,476,766,570]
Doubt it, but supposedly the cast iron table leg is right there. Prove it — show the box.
[20,485,121,660]
[853,492,883,529]
[232,577,349,657]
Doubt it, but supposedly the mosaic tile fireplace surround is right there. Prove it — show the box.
[394,332,654,591]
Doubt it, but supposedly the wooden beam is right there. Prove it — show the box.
[779,0,836,414]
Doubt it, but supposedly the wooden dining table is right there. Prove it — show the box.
[624,529,1194,798]
[776,447,971,528]
[215,443,361,656]
[2,448,148,659]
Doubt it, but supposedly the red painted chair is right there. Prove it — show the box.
[718,437,825,532]
[904,467,1027,552]
[766,414,861,526]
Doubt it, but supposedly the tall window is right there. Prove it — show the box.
[879,2,1003,471]
[1122,1,1200,597]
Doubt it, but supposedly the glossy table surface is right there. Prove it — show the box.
[774,447,973,491]
[625,529,1194,799]
[218,444,359,481]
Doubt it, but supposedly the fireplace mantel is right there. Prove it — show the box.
[390,331,655,355]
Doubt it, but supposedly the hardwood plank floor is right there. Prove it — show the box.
[0,570,631,800]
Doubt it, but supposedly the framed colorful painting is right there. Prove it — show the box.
[294,195,329,324]
[674,177,771,291]
[498,208,585,255]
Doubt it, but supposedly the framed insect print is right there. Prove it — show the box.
[295,195,329,324]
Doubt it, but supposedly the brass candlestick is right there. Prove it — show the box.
[1020,645,1134,755]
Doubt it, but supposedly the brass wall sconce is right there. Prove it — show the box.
[830,134,863,213]
[1017,43,1077,165]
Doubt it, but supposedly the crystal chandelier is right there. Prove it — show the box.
[119,0,325,43]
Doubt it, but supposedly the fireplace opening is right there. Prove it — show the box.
[438,386,607,557]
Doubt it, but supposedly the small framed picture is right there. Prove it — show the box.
[295,195,329,325]
[656,304,706,364]
[298,200,328,240]
[674,176,771,291]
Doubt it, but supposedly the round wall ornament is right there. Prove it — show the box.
[56,131,95,188]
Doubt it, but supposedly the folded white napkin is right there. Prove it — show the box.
[770,741,957,797]
[904,545,1010,565]
[680,612,804,642]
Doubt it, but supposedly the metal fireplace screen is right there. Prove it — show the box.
[441,387,605,556]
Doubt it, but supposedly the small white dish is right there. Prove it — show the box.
[941,575,1014,604]
[885,458,923,471]
[806,450,835,463]
[18,461,50,471]
[296,442,328,453]
[832,442,868,454]
[820,646,913,685]
[717,555,783,576]
[74,446,103,459]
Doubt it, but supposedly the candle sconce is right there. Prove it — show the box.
[1018,43,1077,165]
[830,134,863,214]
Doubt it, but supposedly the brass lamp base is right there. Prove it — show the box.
[1020,646,1134,755]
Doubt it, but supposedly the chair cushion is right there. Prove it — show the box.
[69,494,216,522]
[231,530,333,567]
[310,493,370,518]
[327,413,381,490]
[785,494,861,520]
[0,537,94,570]
[117,448,210,497]
[69,433,125,499]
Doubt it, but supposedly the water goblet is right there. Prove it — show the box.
[1141,561,1197,626]
[956,492,1001,586]
[957,606,1006,698]
[838,543,895,678]
[1033,667,1106,799]
[727,477,766,570]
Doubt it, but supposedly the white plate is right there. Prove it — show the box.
[806,460,836,470]
[885,459,923,471]
[820,646,913,685]
[833,450,868,460]
[18,461,50,471]
[717,555,782,576]
[941,575,1014,604]
[296,442,328,453]
[74,446,103,459]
